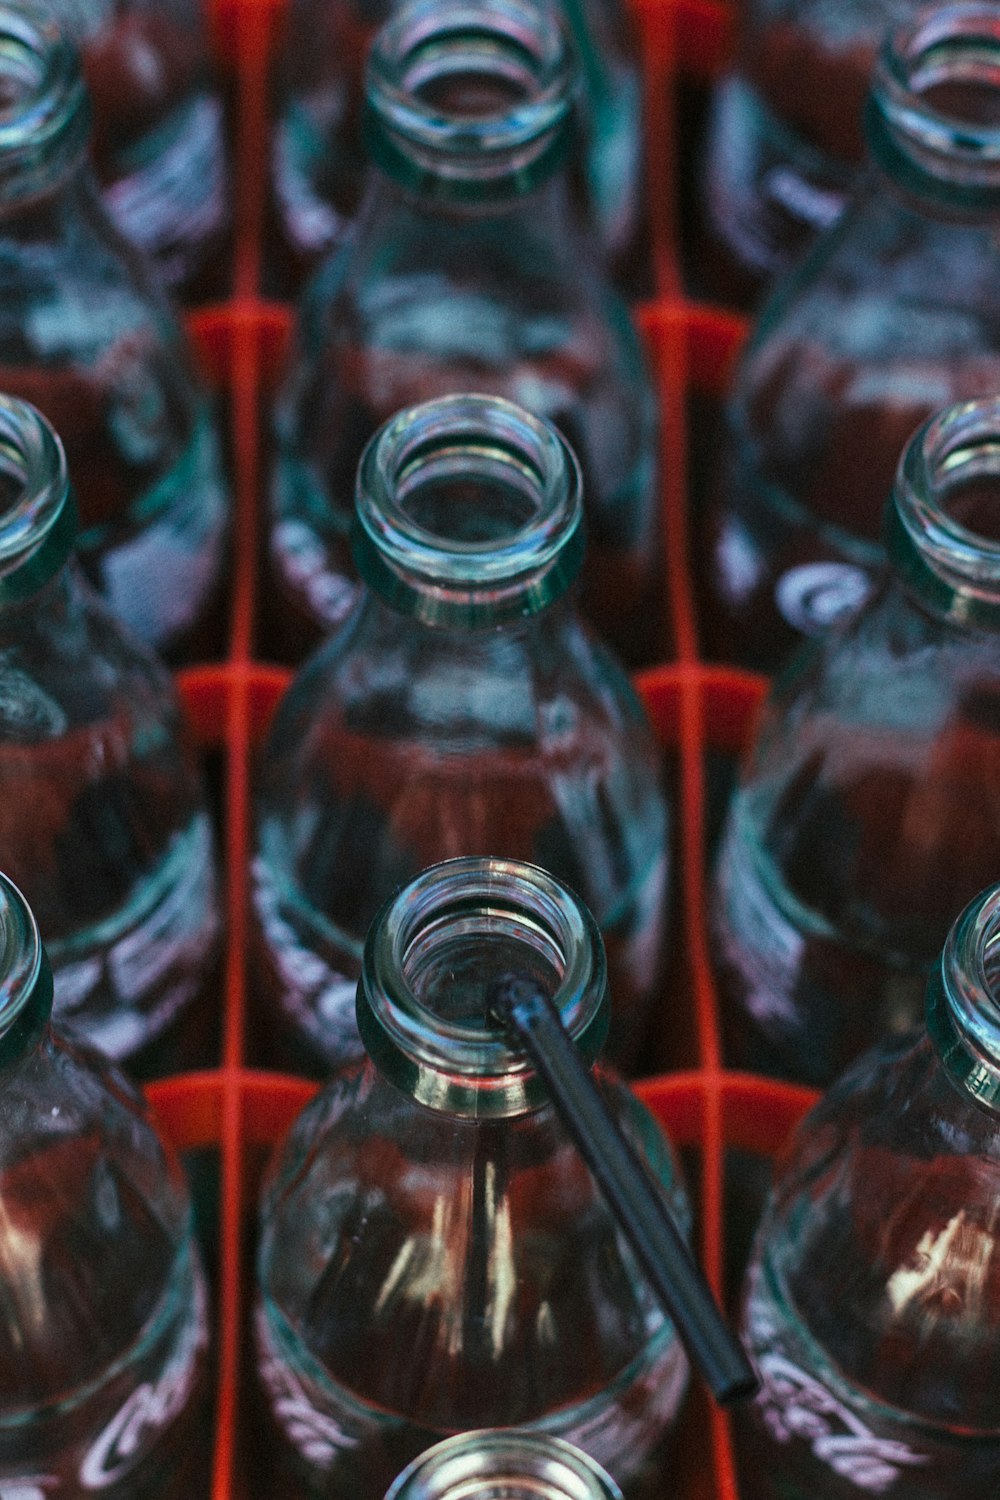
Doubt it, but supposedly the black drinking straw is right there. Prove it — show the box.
[487,974,758,1407]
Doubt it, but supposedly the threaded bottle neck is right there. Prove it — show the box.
[886,396,1000,626]
[351,394,585,629]
[356,856,609,1118]
[866,3,1000,211]
[0,395,77,604]
[385,1433,623,1500]
[0,8,89,208]
[0,871,53,1069]
[927,883,1000,1111]
[362,0,576,206]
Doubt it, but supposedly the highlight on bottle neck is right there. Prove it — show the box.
[866,3,1000,209]
[886,396,1000,625]
[362,0,576,204]
[357,856,609,1117]
[926,882,1000,1109]
[0,7,89,205]
[0,870,53,1068]
[351,393,585,627]
[0,395,76,602]
[385,1432,624,1500]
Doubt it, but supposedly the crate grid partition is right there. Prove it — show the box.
[144,1,822,1494]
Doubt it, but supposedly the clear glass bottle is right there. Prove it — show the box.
[267,0,660,669]
[0,394,220,1074]
[699,3,1000,674]
[736,880,1000,1499]
[42,0,229,301]
[269,0,644,291]
[255,856,689,1499]
[254,394,668,1075]
[386,1432,623,1500]
[699,0,916,306]
[0,868,210,1496]
[711,395,1000,1088]
[0,6,230,663]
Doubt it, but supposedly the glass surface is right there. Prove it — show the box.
[254,396,669,1075]
[269,0,643,289]
[699,4,1000,674]
[386,1431,624,1500]
[699,0,918,305]
[39,0,229,300]
[710,396,1000,1088]
[0,873,210,1496]
[255,858,689,1499]
[267,0,659,669]
[0,8,230,662]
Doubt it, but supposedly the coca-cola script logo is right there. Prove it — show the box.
[0,1479,56,1500]
[255,1303,360,1471]
[757,1353,929,1492]
[78,1267,208,1490]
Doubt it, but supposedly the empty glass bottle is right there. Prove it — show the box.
[253,394,668,1075]
[736,879,1000,1498]
[699,0,916,306]
[700,3,1000,674]
[40,0,230,301]
[270,0,644,290]
[255,856,689,1499]
[0,868,210,1496]
[0,394,221,1074]
[267,0,660,668]
[386,1432,623,1500]
[711,395,1000,1089]
[0,5,230,662]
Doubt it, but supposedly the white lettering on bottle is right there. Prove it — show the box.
[78,1266,208,1490]
[0,1479,56,1500]
[255,1304,360,1471]
[775,562,873,635]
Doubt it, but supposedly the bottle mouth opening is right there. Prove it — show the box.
[0,870,48,1048]
[867,4,1000,202]
[358,857,607,1117]
[0,12,88,196]
[352,394,584,626]
[890,397,1000,616]
[386,1432,622,1500]
[931,883,1000,1106]
[0,395,76,598]
[364,0,574,198]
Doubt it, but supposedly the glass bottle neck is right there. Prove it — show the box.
[385,1432,623,1500]
[356,856,609,1118]
[866,4,1000,214]
[362,0,576,210]
[0,11,90,210]
[0,872,54,1071]
[351,394,584,629]
[885,398,1000,628]
[927,883,1000,1111]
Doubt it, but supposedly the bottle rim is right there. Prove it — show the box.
[0,7,90,205]
[0,394,77,602]
[362,0,575,204]
[0,870,52,1068]
[384,1431,623,1500]
[866,3,1000,210]
[926,882,1000,1109]
[357,856,608,1118]
[886,397,1000,626]
[351,393,585,627]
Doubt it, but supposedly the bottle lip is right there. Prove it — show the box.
[0,395,77,603]
[0,8,89,206]
[0,870,53,1069]
[351,393,585,627]
[886,397,1000,626]
[866,3,1000,210]
[357,856,609,1119]
[926,882,1000,1110]
[362,0,575,204]
[384,1431,623,1500]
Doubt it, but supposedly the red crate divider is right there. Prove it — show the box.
[135,0,827,1494]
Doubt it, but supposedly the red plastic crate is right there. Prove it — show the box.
[142,1,825,1495]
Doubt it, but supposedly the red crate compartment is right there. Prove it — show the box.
[136,0,830,1495]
